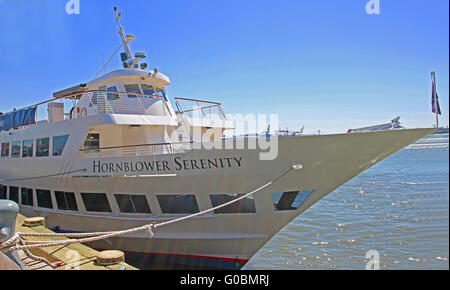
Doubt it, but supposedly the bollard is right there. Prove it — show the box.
[0,200,19,244]
[97,250,125,266]
[0,200,24,269]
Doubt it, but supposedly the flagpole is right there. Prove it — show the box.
[432,71,439,128]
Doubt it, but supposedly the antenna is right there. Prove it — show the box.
[114,6,133,64]
[113,7,147,70]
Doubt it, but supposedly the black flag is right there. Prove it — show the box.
[431,72,441,115]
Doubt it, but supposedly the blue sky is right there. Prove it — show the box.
[0,0,448,134]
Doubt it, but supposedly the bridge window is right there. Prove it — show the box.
[81,193,111,212]
[53,135,69,156]
[141,85,167,101]
[55,191,78,211]
[36,138,50,157]
[1,143,9,158]
[0,185,7,199]
[21,188,33,206]
[107,86,120,101]
[9,186,18,203]
[209,194,256,214]
[157,194,199,214]
[11,142,21,158]
[141,84,157,97]
[124,84,141,98]
[22,140,33,158]
[272,190,314,211]
[36,189,53,209]
[114,194,151,214]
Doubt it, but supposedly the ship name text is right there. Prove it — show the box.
[92,157,243,173]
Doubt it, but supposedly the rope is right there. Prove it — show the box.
[0,168,87,183]
[95,44,123,78]
[17,237,62,269]
[0,165,300,256]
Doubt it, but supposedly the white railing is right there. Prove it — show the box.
[174,97,227,121]
[78,142,193,158]
[83,90,172,117]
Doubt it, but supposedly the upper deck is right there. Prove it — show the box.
[0,6,233,163]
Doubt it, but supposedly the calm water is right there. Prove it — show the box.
[245,133,449,270]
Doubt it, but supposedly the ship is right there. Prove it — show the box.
[0,8,434,269]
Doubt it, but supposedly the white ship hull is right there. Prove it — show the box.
[10,127,432,269]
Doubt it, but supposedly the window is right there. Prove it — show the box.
[81,193,111,212]
[157,194,199,214]
[1,143,9,158]
[36,189,53,209]
[141,84,156,97]
[210,194,256,214]
[55,191,78,211]
[0,185,7,199]
[22,140,33,157]
[11,142,21,158]
[141,85,167,101]
[272,190,314,211]
[107,86,119,101]
[9,186,18,203]
[36,138,49,157]
[83,133,99,151]
[114,194,151,214]
[53,135,69,156]
[21,188,33,206]
[124,84,141,98]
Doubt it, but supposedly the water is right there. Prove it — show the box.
[244,133,449,270]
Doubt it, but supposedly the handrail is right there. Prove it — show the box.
[80,141,193,152]
[174,97,221,105]
[180,104,221,114]
[2,90,165,115]
[174,97,227,121]
[65,90,164,100]
[78,141,194,158]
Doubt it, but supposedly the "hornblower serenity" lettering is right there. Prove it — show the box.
[92,157,243,173]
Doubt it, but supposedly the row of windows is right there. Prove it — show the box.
[1,135,69,158]
[0,185,314,214]
[124,83,165,99]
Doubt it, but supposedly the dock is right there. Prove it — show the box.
[0,213,137,270]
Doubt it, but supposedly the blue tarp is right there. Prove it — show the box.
[0,107,37,131]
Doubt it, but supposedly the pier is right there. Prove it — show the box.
[0,201,137,270]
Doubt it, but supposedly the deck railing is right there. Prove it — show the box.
[174,97,227,121]
[78,90,172,117]
[13,89,173,125]
[78,142,193,158]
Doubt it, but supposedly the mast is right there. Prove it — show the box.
[114,7,132,62]
[113,7,147,70]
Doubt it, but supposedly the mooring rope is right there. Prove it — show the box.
[0,164,301,262]
[17,237,62,269]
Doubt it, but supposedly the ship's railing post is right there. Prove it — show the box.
[135,95,146,115]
